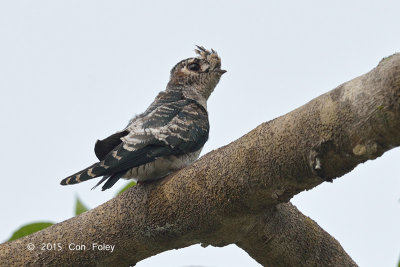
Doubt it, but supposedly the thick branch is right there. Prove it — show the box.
[1,54,399,266]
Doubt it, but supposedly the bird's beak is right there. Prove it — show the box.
[214,69,227,75]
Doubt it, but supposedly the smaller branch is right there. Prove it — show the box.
[236,203,357,267]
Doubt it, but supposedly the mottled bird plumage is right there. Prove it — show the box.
[60,46,225,190]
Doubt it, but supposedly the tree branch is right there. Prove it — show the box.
[236,203,357,266]
[1,54,399,266]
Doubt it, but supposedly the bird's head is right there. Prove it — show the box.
[168,46,226,99]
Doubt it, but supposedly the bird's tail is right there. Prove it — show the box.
[60,162,106,185]
[91,171,125,191]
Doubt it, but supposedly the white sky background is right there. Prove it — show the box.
[0,1,400,266]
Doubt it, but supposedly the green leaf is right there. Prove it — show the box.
[117,181,136,195]
[75,197,89,216]
[8,222,54,241]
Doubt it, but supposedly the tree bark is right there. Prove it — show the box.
[236,203,357,266]
[1,53,399,267]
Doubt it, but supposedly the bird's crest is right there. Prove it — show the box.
[194,45,218,58]
[194,46,221,67]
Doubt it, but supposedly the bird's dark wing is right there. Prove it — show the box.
[94,130,129,160]
[98,99,209,175]
[60,99,208,186]
[93,91,184,161]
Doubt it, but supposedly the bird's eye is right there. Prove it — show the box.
[188,63,200,71]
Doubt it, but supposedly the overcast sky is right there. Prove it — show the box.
[1,1,400,266]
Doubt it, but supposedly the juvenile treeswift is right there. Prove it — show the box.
[60,46,226,191]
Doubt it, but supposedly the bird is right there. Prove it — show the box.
[60,46,226,191]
